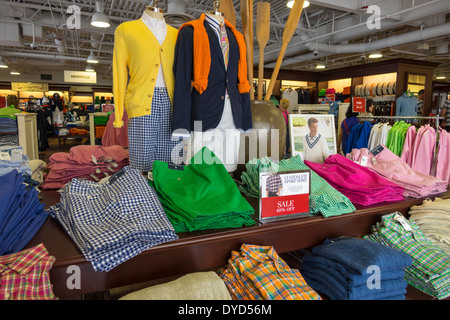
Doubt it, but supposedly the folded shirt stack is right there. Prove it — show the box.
[49,166,178,272]
[408,198,450,255]
[347,146,448,198]
[0,170,49,256]
[364,212,450,299]
[0,146,32,177]
[305,154,405,206]
[239,155,356,218]
[301,237,412,300]
[218,244,322,300]
[42,144,129,189]
[150,147,255,232]
[0,117,18,134]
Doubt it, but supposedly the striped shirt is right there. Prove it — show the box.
[0,244,56,300]
[416,99,423,116]
[219,244,322,300]
[443,99,450,127]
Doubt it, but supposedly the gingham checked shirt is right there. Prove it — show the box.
[0,243,56,300]
[364,212,450,299]
[219,244,321,300]
[266,174,282,193]
[50,166,178,272]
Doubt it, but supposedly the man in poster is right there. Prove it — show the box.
[266,174,283,197]
[302,117,330,164]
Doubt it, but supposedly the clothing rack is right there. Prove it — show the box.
[357,114,445,176]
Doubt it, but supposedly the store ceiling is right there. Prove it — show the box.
[0,0,449,81]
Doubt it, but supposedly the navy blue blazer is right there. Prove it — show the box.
[172,20,253,134]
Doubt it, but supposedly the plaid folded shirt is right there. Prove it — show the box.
[219,244,321,300]
[364,212,450,299]
[0,243,56,300]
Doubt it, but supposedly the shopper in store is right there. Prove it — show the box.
[279,99,291,155]
[416,89,424,116]
[337,104,359,154]
[302,117,330,164]
[440,98,450,131]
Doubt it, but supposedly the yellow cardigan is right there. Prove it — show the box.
[112,19,177,128]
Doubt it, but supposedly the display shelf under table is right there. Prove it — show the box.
[27,188,450,299]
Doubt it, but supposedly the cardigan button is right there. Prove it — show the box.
[155,64,159,68]
[148,94,152,97]
[221,96,224,99]
[145,108,150,111]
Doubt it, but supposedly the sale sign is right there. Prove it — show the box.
[353,97,366,113]
[259,170,311,222]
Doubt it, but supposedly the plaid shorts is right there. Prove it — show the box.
[127,88,181,171]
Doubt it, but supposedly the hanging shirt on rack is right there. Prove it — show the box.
[436,129,450,184]
[282,88,298,114]
[395,93,417,117]
[410,124,436,176]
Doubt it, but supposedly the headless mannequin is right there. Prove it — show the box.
[144,5,164,20]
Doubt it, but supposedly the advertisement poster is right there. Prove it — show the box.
[259,170,311,222]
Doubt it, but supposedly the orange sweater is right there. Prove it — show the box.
[178,13,251,95]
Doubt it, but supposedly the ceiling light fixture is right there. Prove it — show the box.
[91,1,110,28]
[85,65,95,72]
[10,69,20,75]
[369,52,383,59]
[0,56,7,68]
[316,64,326,69]
[87,52,99,64]
[436,74,446,80]
[287,0,310,9]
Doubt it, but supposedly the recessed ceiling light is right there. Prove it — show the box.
[91,1,110,28]
[10,69,20,75]
[287,1,310,9]
[369,52,383,59]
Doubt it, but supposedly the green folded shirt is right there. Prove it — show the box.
[239,155,356,218]
[150,147,255,232]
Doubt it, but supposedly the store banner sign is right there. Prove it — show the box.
[353,97,366,112]
[259,170,311,222]
[64,71,97,84]
[11,82,49,92]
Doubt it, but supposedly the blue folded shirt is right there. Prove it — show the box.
[302,254,406,287]
[310,237,412,273]
[302,262,407,300]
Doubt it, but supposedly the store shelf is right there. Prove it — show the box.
[27,188,450,299]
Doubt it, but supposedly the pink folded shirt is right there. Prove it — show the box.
[304,154,404,206]
[348,146,447,198]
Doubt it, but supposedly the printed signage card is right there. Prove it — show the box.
[259,170,311,222]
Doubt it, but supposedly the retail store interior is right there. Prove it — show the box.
[1,0,450,302]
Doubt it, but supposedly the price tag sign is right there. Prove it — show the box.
[353,97,366,112]
[259,170,311,222]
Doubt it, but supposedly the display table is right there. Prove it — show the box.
[27,189,450,299]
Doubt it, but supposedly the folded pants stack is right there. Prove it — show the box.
[305,154,405,206]
[0,170,49,256]
[49,166,178,272]
[239,155,356,218]
[218,244,322,300]
[364,212,450,299]
[42,144,129,189]
[408,198,450,255]
[150,147,255,233]
[301,237,412,300]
